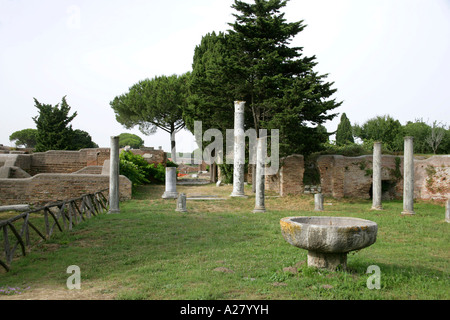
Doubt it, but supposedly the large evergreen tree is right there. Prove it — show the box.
[335,113,354,146]
[70,129,99,150]
[32,96,98,152]
[187,0,340,158]
[32,96,78,152]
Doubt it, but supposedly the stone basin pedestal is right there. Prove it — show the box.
[280,216,378,271]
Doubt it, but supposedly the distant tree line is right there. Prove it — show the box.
[333,113,449,155]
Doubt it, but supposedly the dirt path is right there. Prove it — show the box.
[0,283,115,300]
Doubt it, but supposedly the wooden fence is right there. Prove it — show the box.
[0,189,109,272]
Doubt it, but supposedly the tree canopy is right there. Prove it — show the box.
[32,96,97,152]
[352,116,449,154]
[118,133,145,149]
[32,96,78,152]
[353,115,403,152]
[335,113,354,146]
[186,0,340,158]
[9,128,37,148]
[110,74,189,156]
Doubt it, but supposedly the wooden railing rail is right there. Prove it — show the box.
[0,189,109,272]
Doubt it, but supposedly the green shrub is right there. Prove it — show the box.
[148,163,166,183]
[119,151,151,187]
[119,151,180,186]
[119,159,149,187]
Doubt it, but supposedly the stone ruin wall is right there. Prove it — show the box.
[265,154,449,201]
[0,147,167,206]
[0,174,132,206]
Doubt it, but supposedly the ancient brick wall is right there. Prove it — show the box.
[415,155,450,200]
[0,174,132,206]
[130,147,166,165]
[280,155,304,196]
[264,154,304,196]
[28,148,110,175]
[317,154,449,200]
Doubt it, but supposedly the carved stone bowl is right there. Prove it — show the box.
[280,216,378,270]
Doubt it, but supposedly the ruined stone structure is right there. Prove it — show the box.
[266,153,449,201]
[265,154,305,197]
[0,146,166,206]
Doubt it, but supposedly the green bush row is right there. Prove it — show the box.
[119,151,178,188]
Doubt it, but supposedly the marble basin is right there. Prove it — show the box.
[280,216,378,270]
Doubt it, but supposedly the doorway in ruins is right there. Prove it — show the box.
[369,180,397,200]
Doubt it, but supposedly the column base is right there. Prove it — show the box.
[401,210,415,216]
[252,206,266,213]
[370,205,383,211]
[162,192,179,199]
[307,251,347,271]
[108,209,120,214]
[230,193,247,198]
[175,208,187,213]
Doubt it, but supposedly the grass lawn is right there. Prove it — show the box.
[0,183,449,300]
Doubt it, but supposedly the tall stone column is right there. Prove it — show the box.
[253,137,266,213]
[402,136,415,215]
[162,167,178,199]
[108,136,120,214]
[371,142,383,210]
[231,101,246,197]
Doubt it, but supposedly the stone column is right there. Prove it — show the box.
[402,136,415,215]
[314,193,324,211]
[253,137,266,213]
[162,167,178,199]
[231,101,246,197]
[371,142,383,210]
[108,136,120,214]
[175,193,187,212]
[445,198,450,223]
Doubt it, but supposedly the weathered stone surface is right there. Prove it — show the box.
[0,174,132,206]
[109,136,120,214]
[253,137,266,213]
[175,193,187,212]
[231,101,246,198]
[280,155,304,196]
[162,167,178,199]
[280,216,378,271]
[265,154,304,196]
[371,142,383,210]
[314,193,324,211]
[402,136,415,215]
[308,251,347,271]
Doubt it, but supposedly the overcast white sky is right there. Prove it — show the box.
[1,0,449,153]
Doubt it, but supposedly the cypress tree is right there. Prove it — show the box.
[32,96,77,152]
[187,0,341,158]
[336,113,354,146]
